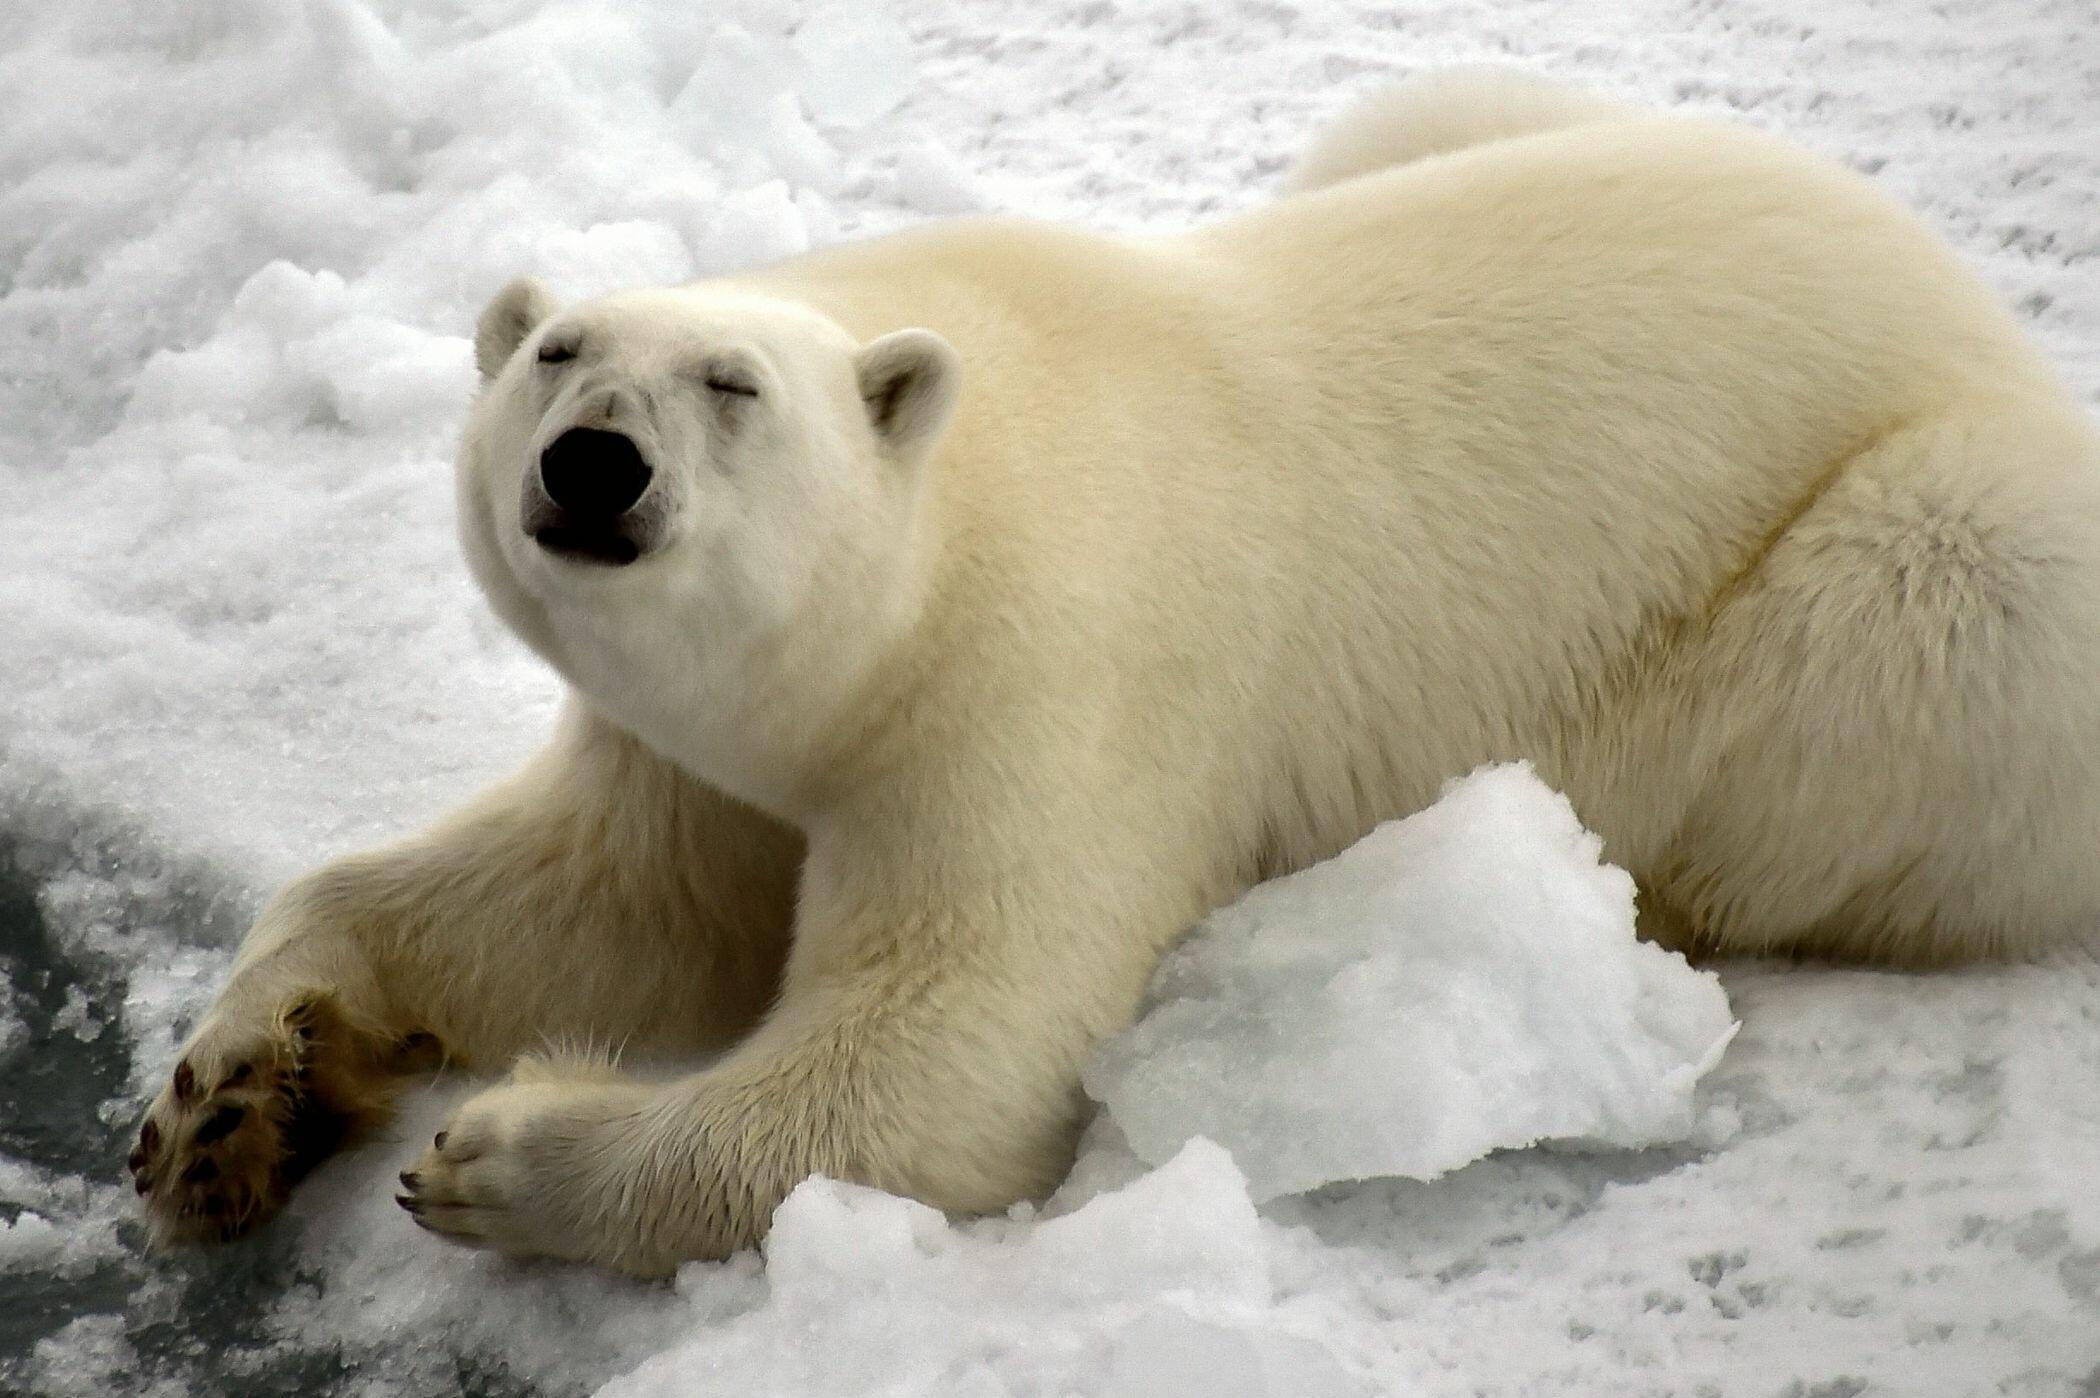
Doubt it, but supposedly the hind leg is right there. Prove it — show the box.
[1644,400,2100,963]
[1286,68,1636,193]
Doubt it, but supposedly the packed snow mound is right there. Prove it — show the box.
[0,0,960,892]
[1084,764,1739,1201]
[603,1141,1358,1398]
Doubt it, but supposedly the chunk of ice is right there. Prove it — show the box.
[599,1139,1352,1396]
[1083,763,1738,1201]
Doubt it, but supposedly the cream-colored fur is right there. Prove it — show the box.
[1285,66,1636,191]
[132,70,2100,1275]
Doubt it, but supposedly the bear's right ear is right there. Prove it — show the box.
[474,276,560,381]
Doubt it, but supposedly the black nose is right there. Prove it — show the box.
[539,429,652,518]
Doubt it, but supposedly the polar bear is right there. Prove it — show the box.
[130,70,2100,1275]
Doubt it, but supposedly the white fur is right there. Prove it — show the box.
[139,71,2100,1275]
[1285,66,1636,191]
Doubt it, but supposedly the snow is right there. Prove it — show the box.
[1085,764,1738,1202]
[599,1141,1348,1398]
[3,0,2099,1394]
[50,985,105,1045]
[0,1209,64,1275]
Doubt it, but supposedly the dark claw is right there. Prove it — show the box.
[396,1194,423,1214]
[433,1132,448,1150]
[140,1120,161,1153]
[173,1061,196,1103]
[222,1063,253,1089]
[194,1104,246,1146]
[134,1175,154,1195]
[182,1157,220,1184]
[398,1170,421,1190]
[127,1148,148,1173]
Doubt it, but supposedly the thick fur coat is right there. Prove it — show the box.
[130,71,2100,1274]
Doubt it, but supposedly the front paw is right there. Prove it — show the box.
[399,1065,668,1274]
[130,991,436,1245]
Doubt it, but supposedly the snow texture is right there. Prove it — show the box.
[3,0,2099,1395]
[1085,764,1739,1202]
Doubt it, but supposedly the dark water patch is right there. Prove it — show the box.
[0,757,258,953]
[0,844,137,1178]
[0,837,550,1397]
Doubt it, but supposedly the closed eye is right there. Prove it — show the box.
[706,375,758,398]
[537,342,576,365]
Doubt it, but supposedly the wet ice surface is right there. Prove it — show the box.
[5,0,2100,1393]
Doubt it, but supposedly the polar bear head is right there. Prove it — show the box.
[456,276,960,809]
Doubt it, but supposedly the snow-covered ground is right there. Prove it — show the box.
[3,0,2098,1393]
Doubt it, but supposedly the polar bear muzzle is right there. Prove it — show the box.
[525,427,657,567]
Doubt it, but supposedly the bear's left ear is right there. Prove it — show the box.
[855,328,960,461]
[475,276,560,382]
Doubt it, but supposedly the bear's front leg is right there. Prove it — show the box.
[399,804,1186,1274]
[131,705,800,1249]
[126,845,467,1245]
[400,992,1088,1278]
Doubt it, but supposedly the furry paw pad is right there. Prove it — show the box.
[397,1071,660,1271]
[130,994,434,1245]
